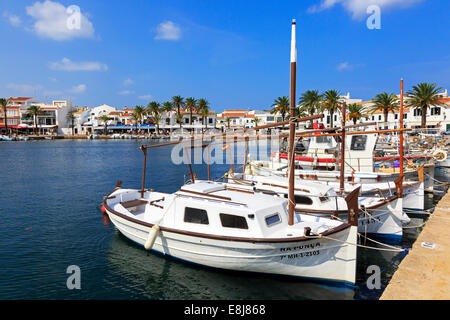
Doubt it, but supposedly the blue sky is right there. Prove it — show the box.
[0,0,449,112]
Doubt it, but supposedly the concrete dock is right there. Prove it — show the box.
[381,191,450,300]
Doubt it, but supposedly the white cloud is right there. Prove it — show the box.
[26,1,94,40]
[6,83,43,94]
[123,78,134,86]
[3,12,22,27]
[336,61,364,71]
[308,0,423,19]
[155,21,181,40]
[49,58,108,71]
[337,62,351,71]
[118,90,135,95]
[138,95,152,100]
[68,84,86,94]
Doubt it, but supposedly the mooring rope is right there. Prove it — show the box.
[305,232,406,253]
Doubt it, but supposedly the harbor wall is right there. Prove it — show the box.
[380,191,450,300]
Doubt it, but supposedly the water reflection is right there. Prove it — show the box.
[106,232,356,300]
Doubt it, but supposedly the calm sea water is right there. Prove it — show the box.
[0,140,439,300]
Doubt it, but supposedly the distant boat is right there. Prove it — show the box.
[88,134,99,140]
[0,135,15,141]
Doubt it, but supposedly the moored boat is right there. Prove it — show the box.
[103,180,358,285]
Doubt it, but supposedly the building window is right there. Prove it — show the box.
[431,107,441,116]
[220,214,248,229]
[209,118,213,124]
[184,207,209,225]
[403,114,407,119]
[327,115,330,124]
[414,108,422,116]
[267,116,274,122]
[395,114,398,120]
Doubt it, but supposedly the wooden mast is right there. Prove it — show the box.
[288,19,297,226]
[139,145,147,198]
[339,102,347,195]
[399,78,404,198]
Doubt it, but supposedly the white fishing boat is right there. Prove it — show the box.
[243,159,425,211]
[264,132,436,191]
[224,174,409,243]
[103,180,358,285]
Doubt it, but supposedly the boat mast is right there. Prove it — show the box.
[139,145,147,198]
[288,19,297,226]
[399,78,404,198]
[339,102,347,195]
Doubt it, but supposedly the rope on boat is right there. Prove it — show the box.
[402,221,428,229]
[306,232,406,253]
[424,173,449,187]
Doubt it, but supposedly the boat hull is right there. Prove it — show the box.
[105,207,358,285]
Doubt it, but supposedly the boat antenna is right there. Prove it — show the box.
[288,19,297,226]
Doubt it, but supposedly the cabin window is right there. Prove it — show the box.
[294,195,313,205]
[184,207,209,225]
[319,196,330,202]
[315,136,331,144]
[265,214,281,227]
[220,214,248,230]
[350,135,367,151]
[283,194,313,205]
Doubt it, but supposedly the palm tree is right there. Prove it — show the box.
[368,92,399,129]
[152,113,162,135]
[197,98,210,133]
[225,117,231,129]
[347,103,366,125]
[175,112,184,129]
[147,101,161,134]
[0,98,9,136]
[66,111,76,135]
[172,95,184,127]
[134,105,146,126]
[132,113,140,133]
[27,105,41,135]
[406,82,445,128]
[161,101,173,113]
[268,96,290,128]
[185,97,197,125]
[98,114,110,135]
[298,90,322,128]
[251,117,261,133]
[321,90,342,128]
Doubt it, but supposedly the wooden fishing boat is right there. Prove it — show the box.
[224,174,409,243]
[243,160,425,211]
[103,180,358,285]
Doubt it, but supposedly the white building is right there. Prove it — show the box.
[7,98,73,134]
